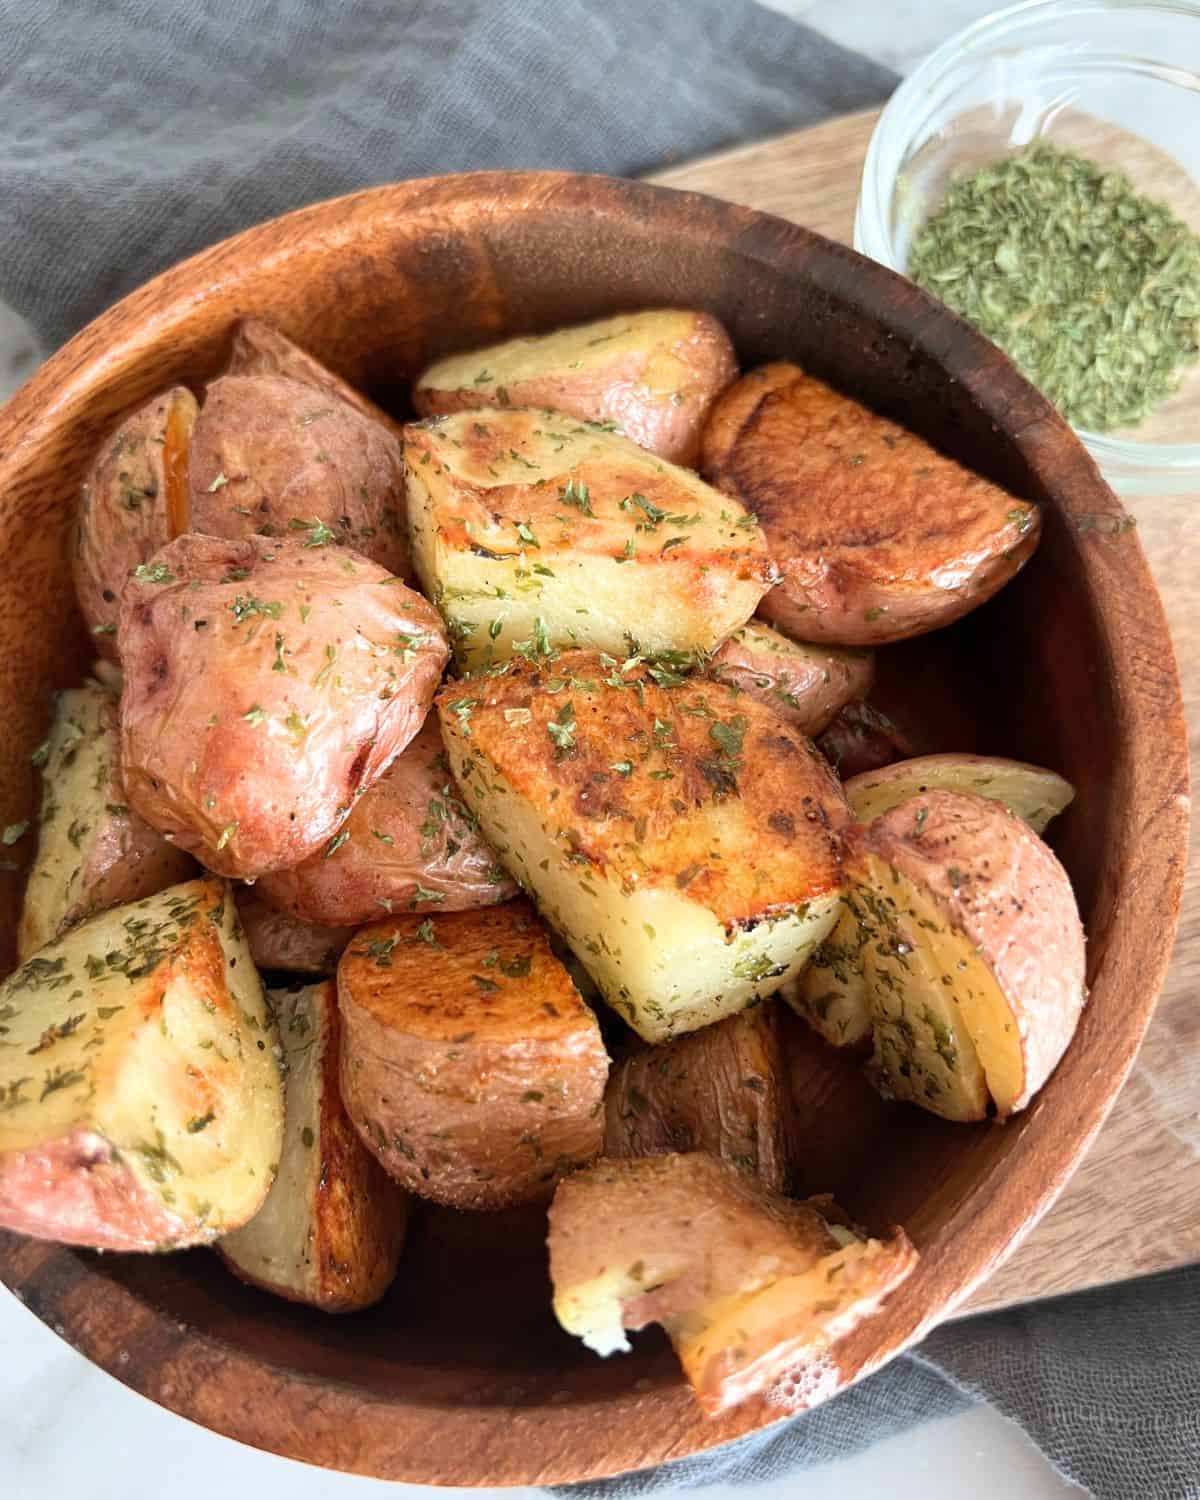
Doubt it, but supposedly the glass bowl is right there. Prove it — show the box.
[855,0,1200,494]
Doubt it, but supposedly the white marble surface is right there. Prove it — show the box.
[0,2,1086,1496]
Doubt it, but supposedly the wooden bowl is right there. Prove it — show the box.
[0,173,1187,1486]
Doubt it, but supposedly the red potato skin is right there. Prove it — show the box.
[73,387,196,658]
[338,904,609,1209]
[853,790,1087,1110]
[0,1128,191,1252]
[189,374,411,579]
[701,363,1041,646]
[549,1153,838,1329]
[236,888,352,975]
[224,319,405,437]
[118,534,448,879]
[603,1004,795,1191]
[256,717,516,926]
[708,629,873,737]
[816,699,913,779]
[413,311,738,466]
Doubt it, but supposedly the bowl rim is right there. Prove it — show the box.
[0,169,1188,1485]
[854,0,1200,493]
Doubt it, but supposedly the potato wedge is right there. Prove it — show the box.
[701,363,1041,645]
[18,679,195,961]
[852,790,1087,1119]
[787,757,1077,1054]
[119,534,448,879]
[219,981,408,1311]
[815,699,911,779]
[338,901,608,1209]
[709,621,873,737]
[548,1153,917,1412]
[412,309,737,465]
[224,318,404,436]
[779,900,874,1052]
[438,649,849,1043]
[604,1002,793,1190]
[845,754,1075,833]
[256,717,515,927]
[189,374,410,578]
[73,386,197,657]
[0,878,283,1250]
[403,408,775,669]
[236,889,351,976]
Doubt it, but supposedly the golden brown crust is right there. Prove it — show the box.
[439,650,848,928]
[603,1003,794,1190]
[338,901,608,1208]
[118,533,448,879]
[189,374,411,578]
[314,988,409,1307]
[256,717,516,926]
[225,319,405,437]
[413,309,738,465]
[402,407,776,669]
[709,621,873,737]
[73,386,197,658]
[702,363,1041,645]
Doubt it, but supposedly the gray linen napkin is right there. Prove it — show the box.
[1,3,1196,1497]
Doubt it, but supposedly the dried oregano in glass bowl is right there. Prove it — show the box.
[855,0,1200,493]
[908,145,1200,434]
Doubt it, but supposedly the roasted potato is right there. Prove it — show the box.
[845,753,1075,833]
[548,1153,917,1412]
[119,534,448,879]
[852,790,1086,1119]
[709,621,873,737]
[338,901,608,1209]
[256,718,515,927]
[236,889,351,975]
[18,679,195,961]
[412,309,737,465]
[701,363,1041,646]
[787,756,1077,1053]
[189,374,410,578]
[219,981,408,1311]
[604,1002,794,1190]
[224,318,404,436]
[815,699,912,779]
[403,408,776,669]
[438,649,849,1043]
[73,386,197,657]
[0,878,283,1250]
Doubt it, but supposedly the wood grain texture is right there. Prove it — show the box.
[654,110,1200,1315]
[0,167,1186,1483]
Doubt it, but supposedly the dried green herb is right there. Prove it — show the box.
[909,144,1200,431]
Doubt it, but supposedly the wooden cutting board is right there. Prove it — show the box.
[651,109,1200,1316]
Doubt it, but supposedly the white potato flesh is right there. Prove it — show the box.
[0,879,283,1250]
[787,754,1076,1055]
[18,680,194,960]
[845,754,1075,833]
[403,408,775,670]
[438,651,847,1044]
[853,791,1087,1118]
[218,982,408,1311]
